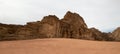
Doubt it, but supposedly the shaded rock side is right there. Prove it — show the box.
[111,27,120,41]
[38,15,60,38]
[0,23,23,40]
[90,28,114,41]
[61,11,93,39]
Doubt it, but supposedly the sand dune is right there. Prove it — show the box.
[0,38,120,54]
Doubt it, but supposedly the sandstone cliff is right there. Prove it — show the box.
[61,11,93,39]
[90,28,114,41]
[111,27,120,41]
[0,11,119,41]
[0,23,23,40]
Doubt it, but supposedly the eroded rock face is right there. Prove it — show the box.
[0,27,8,34]
[61,11,93,39]
[0,11,119,41]
[39,15,60,38]
[62,11,87,28]
[111,27,120,41]
[0,23,23,40]
[90,28,103,40]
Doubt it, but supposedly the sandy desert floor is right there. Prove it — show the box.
[0,38,120,54]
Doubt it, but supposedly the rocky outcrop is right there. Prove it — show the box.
[0,23,23,40]
[111,27,120,41]
[61,11,93,39]
[39,15,60,38]
[0,11,119,41]
[90,28,114,41]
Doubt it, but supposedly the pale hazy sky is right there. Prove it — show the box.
[0,0,120,32]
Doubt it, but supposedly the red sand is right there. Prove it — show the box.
[0,38,120,54]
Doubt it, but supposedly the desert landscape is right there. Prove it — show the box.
[0,11,120,54]
[0,0,120,54]
[0,38,120,54]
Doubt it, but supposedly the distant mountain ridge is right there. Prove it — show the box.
[0,11,119,41]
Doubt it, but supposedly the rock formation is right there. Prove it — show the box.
[90,28,114,41]
[111,27,120,41]
[0,23,23,40]
[0,11,119,41]
[61,11,93,39]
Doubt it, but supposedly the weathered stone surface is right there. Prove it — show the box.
[90,28,114,41]
[0,27,8,34]
[62,11,87,28]
[90,28,103,40]
[39,15,60,38]
[111,27,120,41]
[61,11,93,39]
[0,11,119,41]
[0,23,23,40]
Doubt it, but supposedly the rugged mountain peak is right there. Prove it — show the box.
[64,11,73,17]
[63,11,82,20]
[41,15,59,22]
[90,28,101,32]
[62,11,87,28]
[41,15,59,25]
